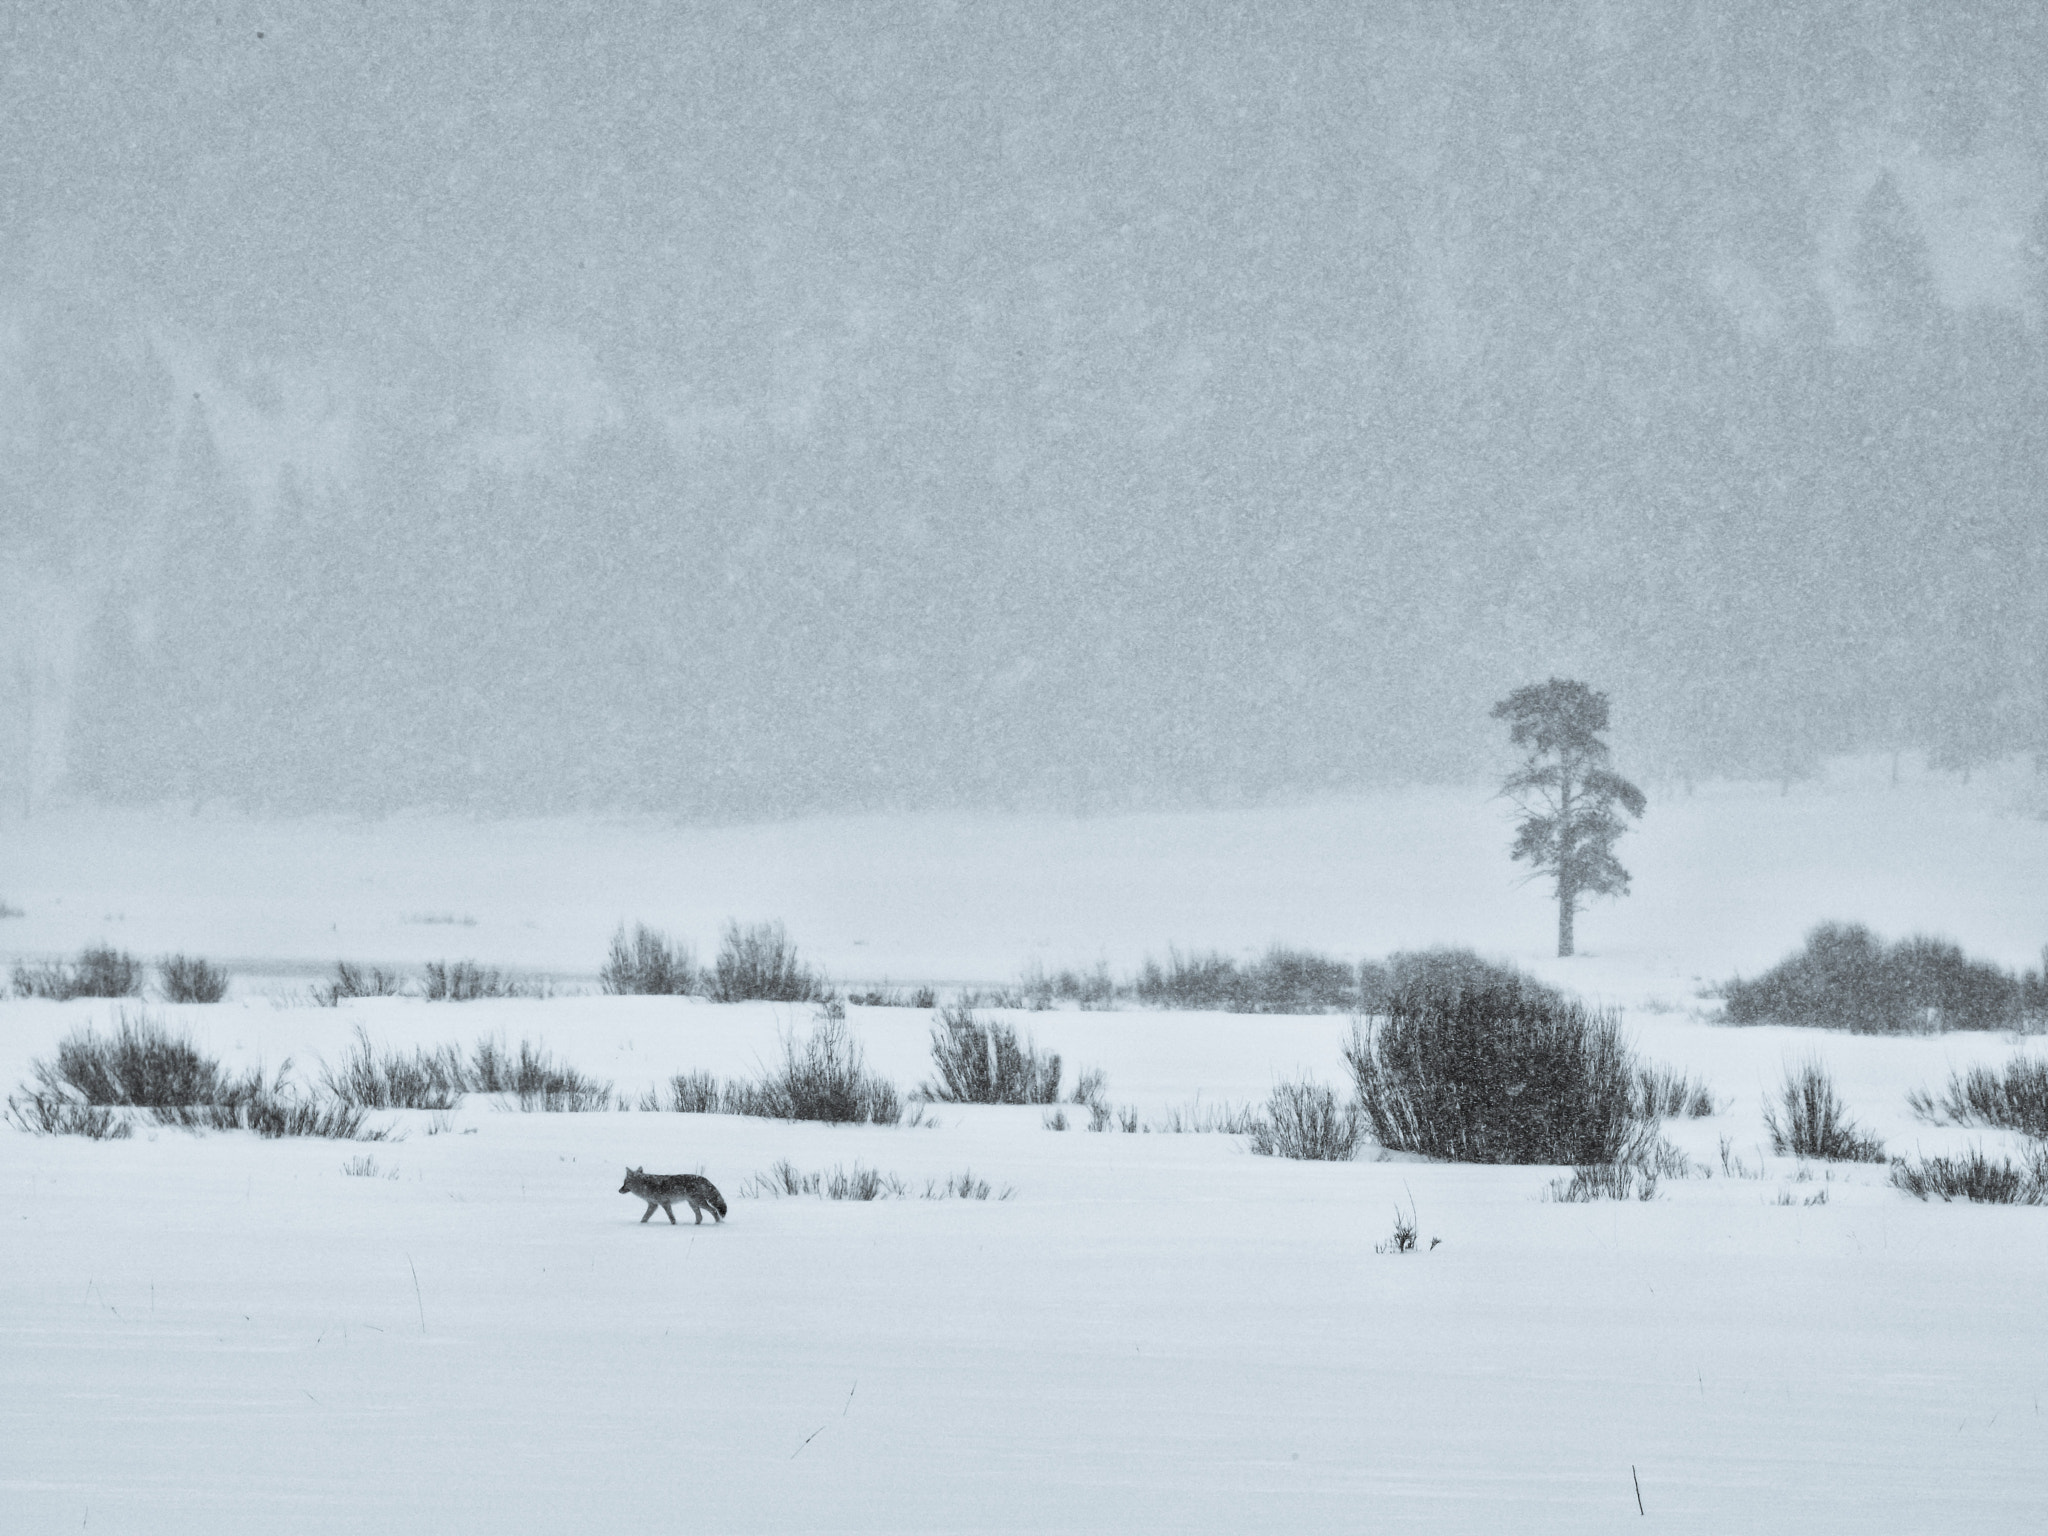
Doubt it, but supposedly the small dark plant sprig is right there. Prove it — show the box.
[1763,1061,1886,1162]
[1374,1194,1435,1254]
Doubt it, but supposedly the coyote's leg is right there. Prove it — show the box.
[691,1201,705,1224]
[640,1201,658,1223]
[662,1201,678,1224]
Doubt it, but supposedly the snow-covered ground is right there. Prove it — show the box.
[4,761,2046,1532]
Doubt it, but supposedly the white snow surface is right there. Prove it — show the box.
[3,762,2047,1532]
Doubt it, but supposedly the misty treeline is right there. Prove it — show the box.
[2,6,2045,817]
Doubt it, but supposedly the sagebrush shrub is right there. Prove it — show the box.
[157,954,229,1004]
[422,960,533,1002]
[711,920,826,1003]
[663,1069,724,1113]
[1246,1078,1363,1160]
[40,1010,229,1106]
[315,961,406,1007]
[12,944,144,1001]
[320,1028,466,1109]
[1763,1061,1886,1161]
[1346,980,1652,1164]
[1637,1064,1716,1118]
[600,924,697,995]
[724,1013,900,1124]
[1891,1146,2048,1204]
[17,1015,384,1139]
[1906,1056,2048,1140]
[922,1004,1062,1104]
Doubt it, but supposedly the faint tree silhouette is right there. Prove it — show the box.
[1491,678,1646,957]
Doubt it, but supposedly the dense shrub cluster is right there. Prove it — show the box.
[8,1012,384,1139]
[12,944,144,1001]
[1345,980,1652,1165]
[1725,924,2044,1033]
[922,1004,1063,1104]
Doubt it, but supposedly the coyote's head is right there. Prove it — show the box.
[619,1166,646,1194]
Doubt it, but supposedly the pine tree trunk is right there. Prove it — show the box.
[1557,886,1575,958]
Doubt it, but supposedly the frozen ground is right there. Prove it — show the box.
[3,761,2047,1531]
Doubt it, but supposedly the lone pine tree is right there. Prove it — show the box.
[1491,679,1647,958]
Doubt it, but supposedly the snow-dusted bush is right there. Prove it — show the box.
[723,1014,900,1124]
[4,1093,130,1139]
[37,1010,229,1106]
[16,1014,386,1140]
[1725,923,2033,1033]
[1128,945,1360,1013]
[314,961,406,1006]
[1907,1055,2048,1140]
[742,1160,1009,1200]
[1637,1064,1716,1118]
[599,923,697,995]
[423,959,539,1001]
[1016,961,1116,1010]
[1891,1146,2048,1204]
[922,1004,1062,1104]
[710,920,827,1003]
[320,1028,466,1109]
[1346,980,1651,1165]
[1763,1061,1886,1162]
[1547,1161,1659,1202]
[157,954,229,1003]
[661,1069,724,1113]
[1247,1078,1364,1160]
[12,943,144,1001]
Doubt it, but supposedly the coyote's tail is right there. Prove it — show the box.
[706,1184,729,1219]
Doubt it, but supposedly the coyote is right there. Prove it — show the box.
[620,1166,727,1225]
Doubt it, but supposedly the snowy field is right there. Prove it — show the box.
[4,761,2048,1532]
